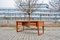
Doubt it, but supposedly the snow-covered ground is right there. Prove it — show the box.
[0,27,60,40]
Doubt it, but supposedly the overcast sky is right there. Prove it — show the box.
[0,0,49,8]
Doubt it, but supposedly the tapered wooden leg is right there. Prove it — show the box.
[38,26,40,35]
[37,22,40,35]
[42,26,44,34]
[23,26,24,31]
[16,22,18,32]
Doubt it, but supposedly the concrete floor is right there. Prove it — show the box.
[0,27,60,40]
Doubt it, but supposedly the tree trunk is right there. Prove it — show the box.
[27,13,30,27]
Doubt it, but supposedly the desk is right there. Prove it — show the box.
[16,21,44,35]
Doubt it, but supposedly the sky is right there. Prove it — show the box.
[0,0,49,9]
[0,0,15,8]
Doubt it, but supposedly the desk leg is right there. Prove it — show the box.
[38,25,40,35]
[37,22,40,35]
[23,26,24,31]
[42,26,44,34]
[16,23,18,32]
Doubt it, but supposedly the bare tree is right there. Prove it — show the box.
[15,0,38,26]
[49,0,60,11]
[49,0,60,23]
[3,16,10,26]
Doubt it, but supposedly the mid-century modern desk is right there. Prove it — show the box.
[16,21,44,35]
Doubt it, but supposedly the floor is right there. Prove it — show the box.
[0,27,60,40]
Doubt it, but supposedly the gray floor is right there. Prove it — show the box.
[0,27,60,40]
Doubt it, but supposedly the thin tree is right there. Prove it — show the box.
[3,16,10,26]
[49,0,60,23]
[15,0,38,26]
